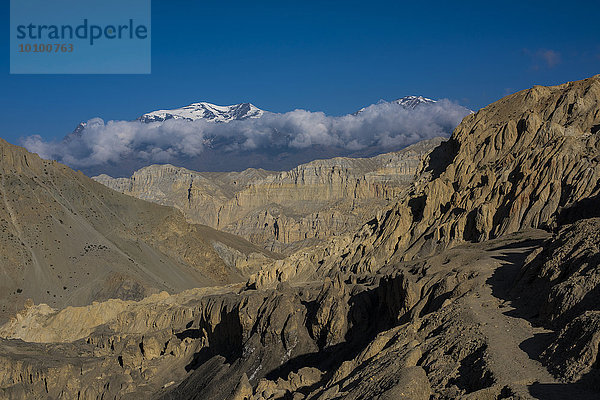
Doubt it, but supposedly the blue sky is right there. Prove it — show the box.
[1,0,599,145]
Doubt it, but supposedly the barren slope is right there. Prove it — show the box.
[0,139,277,322]
[3,229,599,399]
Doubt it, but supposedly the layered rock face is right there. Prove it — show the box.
[0,139,276,323]
[249,75,600,287]
[350,75,600,265]
[94,139,440,253]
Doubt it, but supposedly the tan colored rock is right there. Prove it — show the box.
[94,139,441,253]
[288,367,322,390]
[230,373,253,400]
[251,75,600,287]
[309,273,349,348]
[378,366,431,400]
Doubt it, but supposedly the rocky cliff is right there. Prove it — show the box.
[3,228,599,399]
[249,75,600,287]
[94,138,441,253]
[355,75,600,264]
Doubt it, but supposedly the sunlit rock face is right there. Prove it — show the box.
[94,138,441,253]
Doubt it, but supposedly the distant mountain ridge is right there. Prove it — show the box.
[138,102,265,123]
[393,95,436,108]
[30,95,471,177]
[354,95,438,114]
[67,95,443,135]
[138,95,441,123]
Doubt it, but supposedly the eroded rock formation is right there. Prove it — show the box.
[5,229,598,399]
[250,75,600,287]
[94,139,441,253]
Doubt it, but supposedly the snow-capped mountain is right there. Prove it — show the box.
[139,97,436,123]
[36,94,471,177]
[393,95,436,108]
[67,96,454,141]
[139,102,265,123]
[354,95,437,115]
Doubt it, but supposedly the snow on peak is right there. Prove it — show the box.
[353,95,437,115]
[393,96,437,108]
[139,102,265,123]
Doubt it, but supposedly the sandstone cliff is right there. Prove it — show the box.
[250,75,600,287]
[94,139,441,253]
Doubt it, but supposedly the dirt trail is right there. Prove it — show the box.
[459,236,597,399]
[470,244,554,397]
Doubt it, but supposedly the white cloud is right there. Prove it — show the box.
[22,99,471,175]
[538,49,561,68]
[524,48,561,70]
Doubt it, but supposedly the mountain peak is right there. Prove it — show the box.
[393,95,436,108]
[139,102,265,123]
[353,95,437,115]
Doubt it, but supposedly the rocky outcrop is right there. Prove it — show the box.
[507,214,600,383]
[0,138,276,323]
[348,75,600,265]
[5,229,595,399]
[248,75,600,287]
[94,139,441,253]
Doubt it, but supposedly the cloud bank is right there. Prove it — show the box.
[524,48,561,70]
[22,99,471,176]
